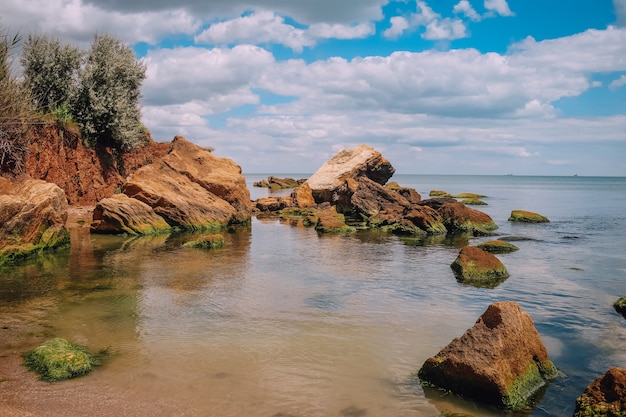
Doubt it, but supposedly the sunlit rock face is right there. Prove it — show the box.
[91,136,251,234]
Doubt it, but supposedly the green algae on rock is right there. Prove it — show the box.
[574,367,626,417]
[183,234,226,249]
[429,190,450,197]
[477,240,519,254]
[451,192,487,199]
[461,197,488,205]
[24,338,101,381]
[450,246,509,288]
[508,210,549,223]
[315,206,356,234]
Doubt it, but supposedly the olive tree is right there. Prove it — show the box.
[73,34,146,150]
[20,34,81,113]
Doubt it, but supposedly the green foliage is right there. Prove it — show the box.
[21,34,81,113]
[73,34,146,151]
[23,338,99,381]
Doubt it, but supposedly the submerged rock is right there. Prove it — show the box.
[418,301,558,410]
[574,367,626,417]
[508,210,549,223]
[614,296,626,318]
[438,202,498,236]
[183,234,226,249]
[450,246,509,287]
[0,176,70,264]
[91,194,170,235]
[24,338,100,381]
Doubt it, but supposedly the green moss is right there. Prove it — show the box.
[501,360,557,410]
[429,190,450,197]
[461,198,487,205]
[0,226,70,266]
[452,193,487,199]
[23,338,101,381]
[380,223,428,237]
[477,240,519,254]
[183,234,226,249]
[450,259,509,288]
[574,397,626,417]
[508,210,550,223]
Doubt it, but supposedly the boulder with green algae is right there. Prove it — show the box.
[574,367,626,417]
[418,301,558,411]
[24,338,100,381]
[315,206,355,234]
[429,190,450,197]
[451,246,509,287]
[477,240,519,254]
[461,197,488,205]
[438,202,498,236]
[614,296,626,318]
[508,210,549,223]
[451,192,487,199]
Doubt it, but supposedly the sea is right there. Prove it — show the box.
[1,174,625,416]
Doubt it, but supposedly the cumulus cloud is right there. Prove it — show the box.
[484,0,515,17]
[383,1,468,41]
[609,74,626,90]
[453,0,481,21]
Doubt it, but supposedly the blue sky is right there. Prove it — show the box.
[4,0,626,175]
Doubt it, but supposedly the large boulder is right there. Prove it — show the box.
[438,201,498,236]
[0,176,70,264]
[305,144,395,204]
[91,136,251,234]
[450,246,509,287]
[91,194,171,235]
[574,367,626,417]
[418,301,558,410]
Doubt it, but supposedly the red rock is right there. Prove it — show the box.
[574,367,626,417]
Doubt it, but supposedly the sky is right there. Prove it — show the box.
[3,0,626,176]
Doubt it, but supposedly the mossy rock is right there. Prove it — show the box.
[450,246,509,288]
[461,198,487,205]
[477,240,519,254]
[183,234,226,249]
[452,192,487,199]
[508,210,549,223]
[614,296,626,318]
[24,338,99,381]
[429,190,450,197]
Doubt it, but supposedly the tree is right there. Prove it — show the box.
[73,34,146,150]
[20,34,81,113]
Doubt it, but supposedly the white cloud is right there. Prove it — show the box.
[383,16,410,39]
[383,1,468,41]
[307,22,375,40]
[423,18,467,40]
[609,74,626,90]
[484,0,515,17]
[453,0,481,21]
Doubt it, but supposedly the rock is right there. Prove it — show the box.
[574,367,626,417]
[306,144,395,204]
[508,210,549,223]
[461,198,488,205]
[315,206,355,234]
[253,176,305,189]
[0,176,70,264]
[418,301,558,410]
[477,240,519,254]
[183,234,226,249]
[417,197,458,210]
[254,197,289,212]
[90,194,170,235]
[450,246,509,287]
[23,338,99,381]
[429,190,450,197]
[451,192,487,199]
[93,136,251,234]
[289,181,316,208]
[438,201,498,236]
[614,297,626,318]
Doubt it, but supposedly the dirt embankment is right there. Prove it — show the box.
[24,124,170,206]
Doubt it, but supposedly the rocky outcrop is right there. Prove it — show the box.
[418,301,558,410]
[306,144,395,203]
[451,246,509,287]
[574,367,626,417]
[91,136,251,234]
[0,176,70,264]
[508,210,550,223]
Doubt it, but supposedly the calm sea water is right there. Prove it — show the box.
[1,174,625,416]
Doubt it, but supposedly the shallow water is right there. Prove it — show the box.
[1,175,625,416]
